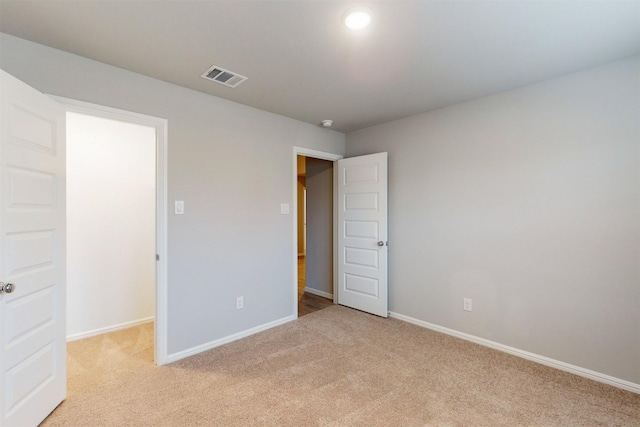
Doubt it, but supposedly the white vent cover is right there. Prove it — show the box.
[201,65,248,88]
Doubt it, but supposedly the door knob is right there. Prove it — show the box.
[0,282,15,294]
[377,241,384,246]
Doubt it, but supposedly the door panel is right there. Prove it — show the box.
[1,70,66,426]
[337,152,388,317]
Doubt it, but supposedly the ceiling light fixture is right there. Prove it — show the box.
[343,8,372,30]
[321,120,333,128]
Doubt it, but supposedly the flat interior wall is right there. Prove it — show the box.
[305,158,333,296]
[66,112,155,338]
[346,56,640,385]
[0,33,345,356]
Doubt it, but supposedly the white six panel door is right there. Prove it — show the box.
[337,152,388,317]
[0,70,66,426]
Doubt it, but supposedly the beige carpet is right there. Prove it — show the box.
[43,306,639,426]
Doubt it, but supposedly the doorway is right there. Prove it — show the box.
[293,148,343,317]
[293,148,390,319]
[0,72,169,426]
[66,112,156,342]
[53,96,169,365]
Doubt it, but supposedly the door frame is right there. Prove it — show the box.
[51,96,169,365]
[292,147,342,316]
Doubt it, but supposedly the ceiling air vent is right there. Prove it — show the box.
[200,65,248,88]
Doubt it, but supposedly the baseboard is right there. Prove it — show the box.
[304,287,333,299]
[388,311,640,395]
[67,316,154,342]
[166,314,296,364]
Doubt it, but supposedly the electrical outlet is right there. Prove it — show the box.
[463,298,472,312]
[236,296,244,310]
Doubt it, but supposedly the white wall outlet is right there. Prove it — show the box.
[463,298,472,312]
[280,203,290,214]
[174,200,184,215]
[236,296,244,310]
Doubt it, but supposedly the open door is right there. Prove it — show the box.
[337,152,388,317]
[0,70,67,426]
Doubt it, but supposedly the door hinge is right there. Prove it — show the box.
[156,254,160,261]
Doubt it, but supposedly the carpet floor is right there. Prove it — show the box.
[43,305,640,426]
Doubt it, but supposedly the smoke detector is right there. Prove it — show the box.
[201,65,248,88]
[321,120,333,128]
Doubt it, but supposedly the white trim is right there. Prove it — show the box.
[294,147,344,162]
[304,287,333,299]
[292,147,343,319]
[333,161,338,302]
[66,317,154,342]
[155,116,169,366]
[166,315,296,363]
[389,311,640,395]
[51,96,169,366]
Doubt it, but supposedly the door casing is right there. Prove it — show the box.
[292,147,342,316]
[52,96,169,365]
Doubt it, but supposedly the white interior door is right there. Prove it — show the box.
[337,152,388,317]
[0,70,66,426]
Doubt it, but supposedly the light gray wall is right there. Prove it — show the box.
[0,34,345,355]
[346,57,640,384]
[305,158,333,295]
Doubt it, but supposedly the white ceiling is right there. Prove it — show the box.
[1,1,638,133]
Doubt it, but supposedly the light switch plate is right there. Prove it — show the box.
[280,203,290,214]
[175,200,184,215]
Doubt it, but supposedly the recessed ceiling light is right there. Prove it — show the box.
[343,8,372,30]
